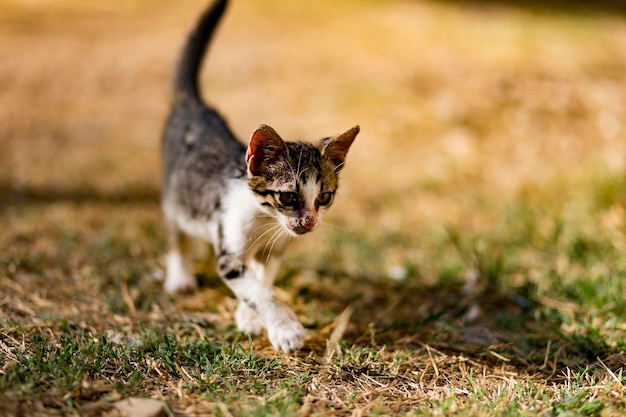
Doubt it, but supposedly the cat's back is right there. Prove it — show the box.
[162,97,246,184]
[161,96,247,224]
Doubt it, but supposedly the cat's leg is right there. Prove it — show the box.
[164,222,196,293]
[234,251,284,336]
[252,251,284,287]
[234,302,264,336]
[216,251,304,352]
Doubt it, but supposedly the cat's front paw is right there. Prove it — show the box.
[266,313,305,353]
[235,302,264,336]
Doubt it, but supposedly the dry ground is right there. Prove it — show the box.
[2,0,626,415]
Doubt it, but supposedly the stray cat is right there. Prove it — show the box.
[161,0,359,352]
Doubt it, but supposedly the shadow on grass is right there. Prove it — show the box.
[0,182,160,211]
[435,0,626,16]
[296,272,622,377]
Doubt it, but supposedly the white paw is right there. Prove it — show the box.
[235,303,264,336]
[266,308,305,353]
[267,320,305,353]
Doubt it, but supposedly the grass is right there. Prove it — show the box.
[2,0,626,415]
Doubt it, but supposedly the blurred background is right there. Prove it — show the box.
[1,0,626,277]
[3,4,626,411]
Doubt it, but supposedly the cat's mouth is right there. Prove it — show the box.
[285,215,318,235]
[290,225,316,235]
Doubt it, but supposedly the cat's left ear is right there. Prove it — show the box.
[247,124,288,176]
[320,126,360,173]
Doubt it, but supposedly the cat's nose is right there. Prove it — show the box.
[299,212,317,232]
[301,220,316,231]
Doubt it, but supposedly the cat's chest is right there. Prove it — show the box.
[220,181,286,252]
[167,179,287,256]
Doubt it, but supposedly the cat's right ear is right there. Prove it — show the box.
[247,125,288,176]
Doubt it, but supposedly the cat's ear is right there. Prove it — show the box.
[320,126,359,173]
[247,124,288,176]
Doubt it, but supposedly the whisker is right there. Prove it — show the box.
[328,154,367,175]
[257,213,275,220]
[248,222,283,252]
[297,147,304,178]
[319,220,347,232]
[260,224,282,260]
[250,218,280,233]
[299,166,310,177]
[265,227,291,262]
[317,225,337,265]
[286,158,297,181]
[334,161,347,174]
[264,227,289,262]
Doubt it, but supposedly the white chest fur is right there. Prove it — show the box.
[164,179,285,257]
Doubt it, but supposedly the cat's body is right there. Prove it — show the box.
[161,0,359,352]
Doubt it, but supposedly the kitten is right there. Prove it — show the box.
[161,0,359,352]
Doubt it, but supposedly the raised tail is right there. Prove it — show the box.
[173,0,228,101]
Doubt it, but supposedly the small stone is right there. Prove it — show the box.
[114,397,168,417]
[458,326,498,346]
[387,265,407,281]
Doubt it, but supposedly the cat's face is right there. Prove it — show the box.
[246,125,359,236]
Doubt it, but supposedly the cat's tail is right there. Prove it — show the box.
[173,0,228,101]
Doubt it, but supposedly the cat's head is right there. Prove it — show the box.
[246,124,359,236]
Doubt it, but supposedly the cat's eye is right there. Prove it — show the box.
[317,192,333,206]
[279,192,298,207]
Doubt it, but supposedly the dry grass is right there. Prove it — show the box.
[2,0,626,415]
